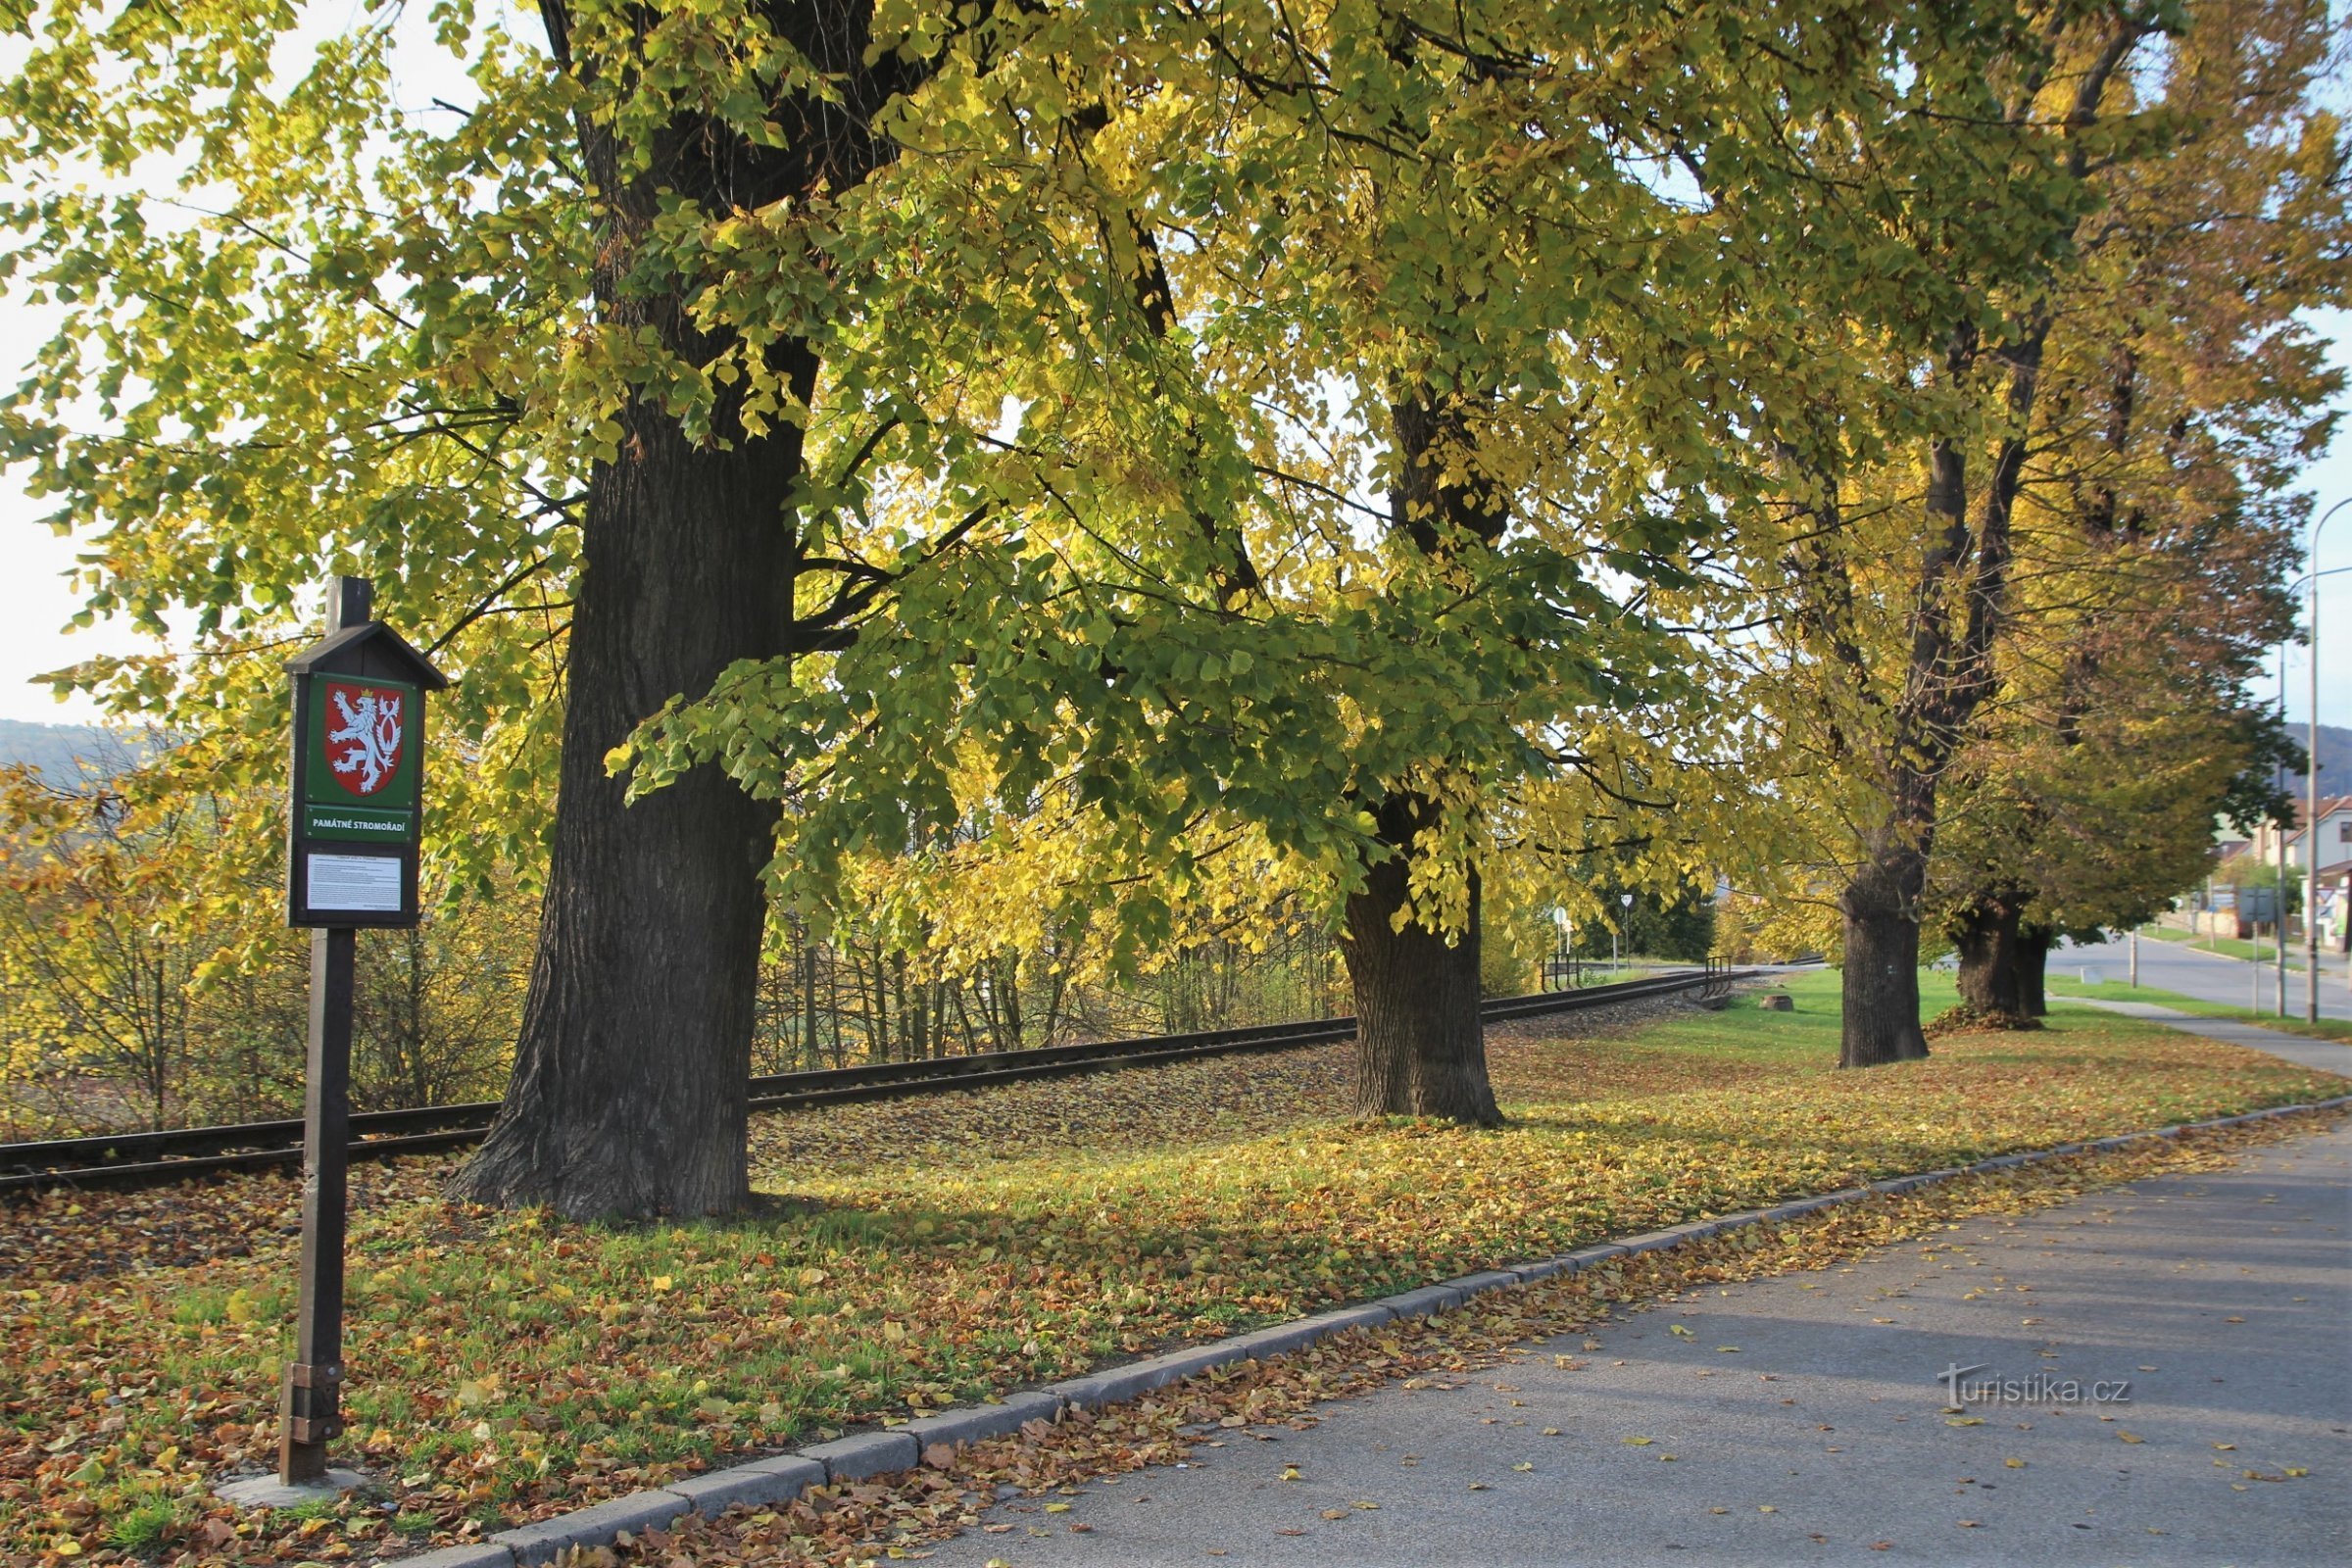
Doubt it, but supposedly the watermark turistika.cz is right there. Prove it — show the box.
[1936,1361,2131,1406]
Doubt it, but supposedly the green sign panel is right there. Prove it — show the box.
[303,677,419,813]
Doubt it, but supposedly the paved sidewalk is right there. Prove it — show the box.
[2062,934,2352,1023]
[2059,996,2352,1076]
[922,1124,2352,1567]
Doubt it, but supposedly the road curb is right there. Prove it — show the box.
[386,1094,2352,1565]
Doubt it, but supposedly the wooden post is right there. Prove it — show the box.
[280,925,355,1483]
[270,572,447,1492]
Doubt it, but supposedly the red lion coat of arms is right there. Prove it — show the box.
[324,681,406,796]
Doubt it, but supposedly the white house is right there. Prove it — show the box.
[2244,794,2352,872]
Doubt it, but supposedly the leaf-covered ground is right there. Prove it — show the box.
[3,971,2339,1565]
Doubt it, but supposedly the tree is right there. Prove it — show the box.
[1710,0,2343,1065]
[1925,0,2340,1024]
[0,764,205,1129]
[2,0,1070,1215]
[622,0,1952,1126]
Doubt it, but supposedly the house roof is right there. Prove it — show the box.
[2284,794,2352,833]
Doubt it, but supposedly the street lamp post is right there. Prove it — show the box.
[2281,545,2352,1018]
[2277,640,2288,1017]
[2306,500,2348,1021]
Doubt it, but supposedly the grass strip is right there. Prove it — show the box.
[609,1107,2348,1568]
[2047,976,2352,1044]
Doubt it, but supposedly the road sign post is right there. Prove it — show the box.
[277,576,448,1487]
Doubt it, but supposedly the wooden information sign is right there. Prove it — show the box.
[277,576,448,1487]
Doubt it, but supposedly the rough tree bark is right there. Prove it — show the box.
[1950,892,2032,1021]
[1839,844,1933,1066]
[1343,794,1502,1124]
[1333,388,1510,1124]
[453,0,911,1218]
[2018,924,2054,1017]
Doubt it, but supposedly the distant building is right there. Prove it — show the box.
[2244,795,2352,873]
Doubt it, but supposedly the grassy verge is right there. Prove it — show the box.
[2137,926,2311,967]
[2046,975,2352,1044]
[4,968,2340,1566]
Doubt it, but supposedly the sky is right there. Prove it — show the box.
[1,25,2349,736]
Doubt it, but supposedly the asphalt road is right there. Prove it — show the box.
[2060,933,2352,1023]
[923,1123,2352,1567]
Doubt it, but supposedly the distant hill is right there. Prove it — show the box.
[2287,721,2352,803]
[0,718,141,782]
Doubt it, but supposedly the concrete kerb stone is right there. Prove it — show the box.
[491,1489,690,1565]
[388,1544,516,1568]
[1372,1283,1467,1320]
[1215,1302,1395,1364]
[1557,1242,1631,1270]
[399,1093,2352,1568]
[1048,1344,1241,1413]
[801,1429,918,1484]
[900,1392,1064,1454]
[1613,1230,1687,1255]
[663,1453,826,1516]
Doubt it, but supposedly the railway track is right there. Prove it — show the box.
[2,965,1753,1195]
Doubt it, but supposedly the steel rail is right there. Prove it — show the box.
[4,966,1752,1195]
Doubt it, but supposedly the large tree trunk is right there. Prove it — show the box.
[1840,847,1931,1067]
[453,0,903,1219]
[1951,895,2028,1019]
[451,349,811,1217]
[1342,795,1501,1125]
[2019,925,2053,1017]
